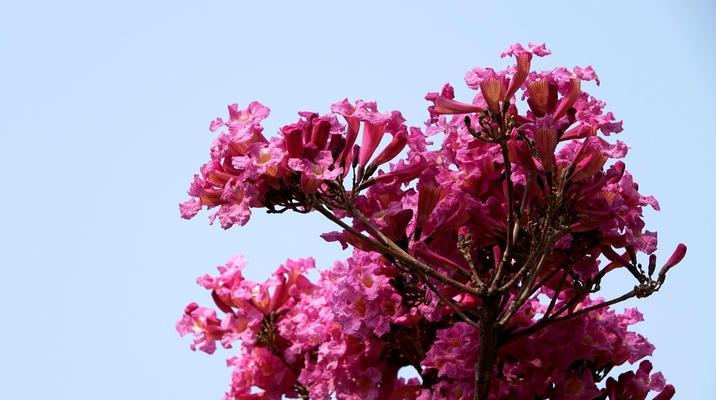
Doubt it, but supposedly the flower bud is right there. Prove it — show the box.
[428,94,484,115]
[657,243,687,284]
[372,129,408,166]
[338,120,359,169]
[358,122,387,167]
[373,157,427,184]
[648,254,657,277]
[351,144,360,169]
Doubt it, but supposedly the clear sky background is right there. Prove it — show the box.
[1,1,714,399]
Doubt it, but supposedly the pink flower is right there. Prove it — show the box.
[464,67,504,91]
[336,367,382,400]
[425,84,483,122]
[310,117,333,150]
[657,243,687,283]
[553,77,582,121]
[663,243,687,270]
[331,98,361,167]
[416,175,441,229]
[177,43,684,400]
[179,198,201,219]
[288,151,343,193]
[604,361,675,400]
[176,302,226,354]
[422,322,479,380]
[500,42,552,58]
[525,78,558,116]
[353,102,392,166]
[372,127,408,166]
[504,51,532,101]
[226,347,297,398]
[574,65,600,85]
[373,156,429,184]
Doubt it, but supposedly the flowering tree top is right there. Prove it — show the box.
[177,42,685,400]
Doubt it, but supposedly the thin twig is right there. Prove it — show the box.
[458,235,486,291]
[314,204,481,296]
[488,140,516,294]
[497,249,539,292]
[497,252,548,326]
[542,268,568,321]
[512,173,532,246]
[350,206,482,296]
[506,289,637,342]
[415,269,480,329]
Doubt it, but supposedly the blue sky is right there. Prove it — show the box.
[1,1,714,398]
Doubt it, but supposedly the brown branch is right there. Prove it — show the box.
[542,268,569,321]
[497,248,539,292]
[317,201,483,329]
[314,204,481,297]
[496,184,567,326]
[474,296,499,400]
[497,252,548,326]
[349,207,482,296]
[506,289,638,343]
[549,288,588,325]
[458,235,486,292]
[467,257,486,291]
[496,210,561,294]
[511,172,532,246]
[488,140,516,294]
[415,269,480,329]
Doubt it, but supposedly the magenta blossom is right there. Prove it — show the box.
[178,43,685,400]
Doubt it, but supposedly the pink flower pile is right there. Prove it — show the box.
[178,43,683,399]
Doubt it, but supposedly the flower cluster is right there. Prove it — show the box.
[178,254,675,399]
[180,99,408,229]
[178,43,685,399]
